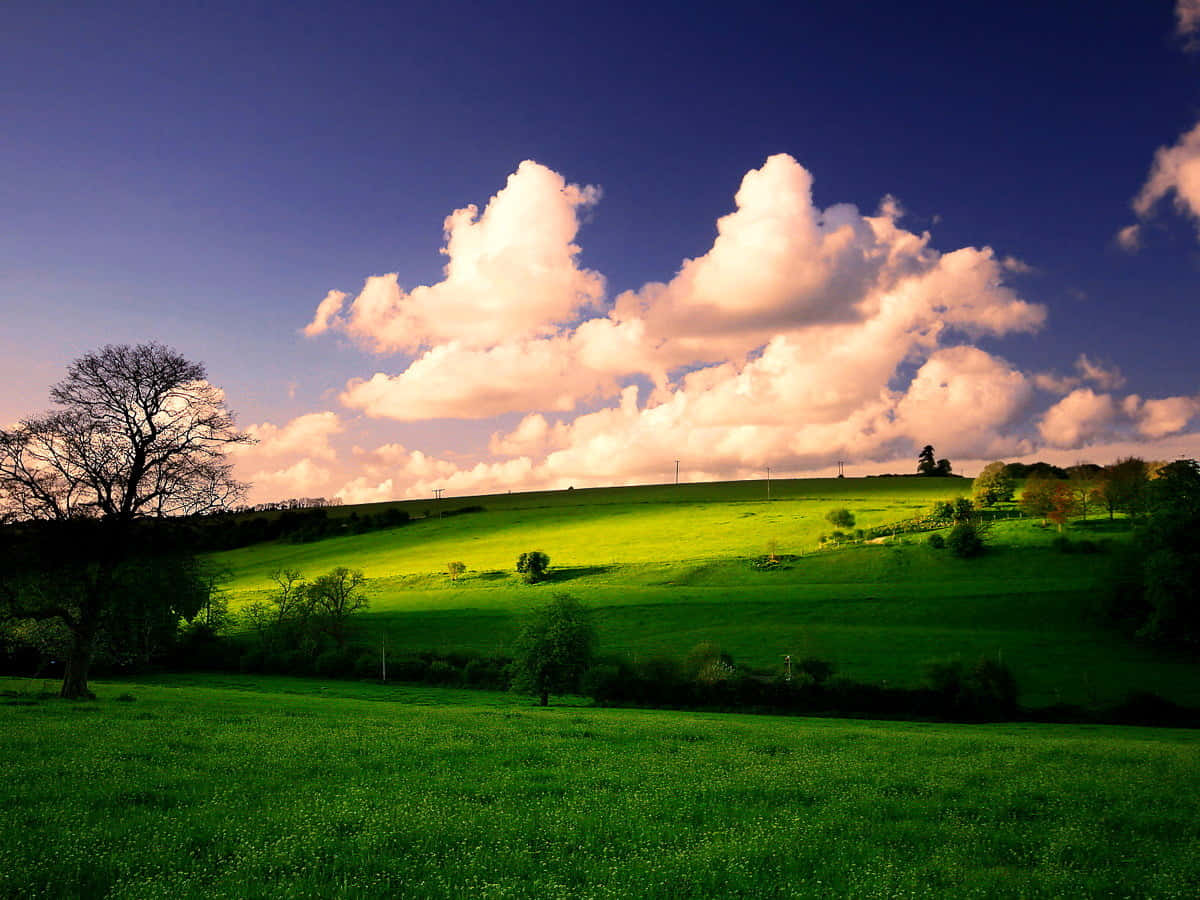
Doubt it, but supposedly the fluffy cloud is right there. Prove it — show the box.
[1038,389,1119,447]
[1126,394,1200,438]
[228,412,345,502]
[1036,389,1199,448]
[235,411,343,461]
[1127,120,1200,241]
[1034,355,1126,395]
[273,156,1199,506]
[1179,0,1200,38]
[892,347,1033,458]
[304,161,603,352]
[327,154,1043,426]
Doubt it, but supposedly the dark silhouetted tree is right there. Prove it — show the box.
[0,343,250,697]
[917,445,937,476]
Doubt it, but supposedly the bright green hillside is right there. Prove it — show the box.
[2,676,1197,898]
[208,477,1199,709]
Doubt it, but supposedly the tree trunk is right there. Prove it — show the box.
[60,624,96,699]
[539,690,549,707]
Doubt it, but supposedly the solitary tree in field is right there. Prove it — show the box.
[825,508,855,529]
[516,550,551,583]
[510,593,596,706]
[0,343,251,697]
[447,561,466,581]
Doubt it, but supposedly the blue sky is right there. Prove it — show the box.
[3,1,1200,502]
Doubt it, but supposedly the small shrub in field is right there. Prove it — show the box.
[927,532,945,549]
[447,561,466,581]
[516,551,550,583]
[114,693,136,703]
[826,508,855,529]
[947,522,984,558]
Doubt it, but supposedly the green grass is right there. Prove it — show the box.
[206,478,1198,710]
[2,676,1197,898]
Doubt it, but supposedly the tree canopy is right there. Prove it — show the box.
[510,593,596,706]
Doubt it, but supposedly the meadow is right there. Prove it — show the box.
[2,676,1197,898]
[208,478,1198,710]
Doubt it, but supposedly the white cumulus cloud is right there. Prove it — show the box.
[304,160,604,352]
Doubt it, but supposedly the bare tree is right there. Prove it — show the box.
[0,343,251,697]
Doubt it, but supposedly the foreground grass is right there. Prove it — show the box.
[2,677,1198,898]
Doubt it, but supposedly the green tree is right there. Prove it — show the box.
[307,567,369,650]
[447,561,466,581]
[0,344,250,697]
[1137,459,1200,646]
[516,550,551,583]
[510,593,596,706]
[972,461,1015,507]
[825,508,855,529]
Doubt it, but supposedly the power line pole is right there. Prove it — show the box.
[766,466,771,502]
[675,459,680,485]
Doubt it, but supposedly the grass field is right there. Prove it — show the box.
[204,477,1198,710]
[2,676,1197,898]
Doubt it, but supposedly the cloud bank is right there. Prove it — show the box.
[240,156,1199,503]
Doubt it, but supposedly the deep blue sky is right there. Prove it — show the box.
[2,1,1198,494]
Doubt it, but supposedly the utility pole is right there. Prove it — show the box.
[381,635,387,683]
[432,487,443,517]
[675,459,680,485]
[766,466,771,502]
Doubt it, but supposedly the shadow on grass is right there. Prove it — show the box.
[472,570,511,582]
[1072,519,1134,534]
[541,565,616,584]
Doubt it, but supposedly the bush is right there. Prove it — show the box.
[516,550,550,584]
[927,532,945,549]
[447,561,466,581]
[947,521,984,558]
[826,508,855,529]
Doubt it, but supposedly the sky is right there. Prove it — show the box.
[3,0,1200,504]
